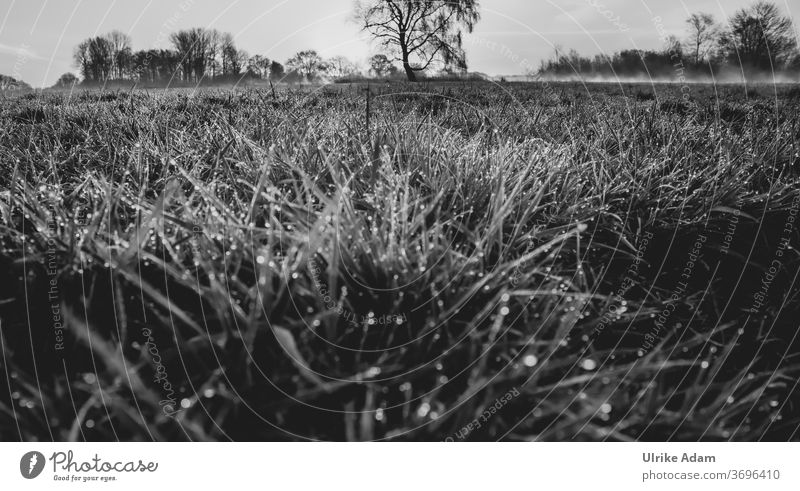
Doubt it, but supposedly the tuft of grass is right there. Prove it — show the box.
[0,82,798,441]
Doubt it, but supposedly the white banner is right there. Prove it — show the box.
[0,443,798,490]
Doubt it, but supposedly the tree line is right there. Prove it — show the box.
[73,28,282,86]
[61,1,481,86]
[68,28,430,86]
[538,2,799,80]
[59,0,796,86]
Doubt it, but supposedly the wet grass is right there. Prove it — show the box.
[0,82,798,441]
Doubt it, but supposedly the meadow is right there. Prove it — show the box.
[0,81,798,441]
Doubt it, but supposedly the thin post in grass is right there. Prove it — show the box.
[364,83,371,142]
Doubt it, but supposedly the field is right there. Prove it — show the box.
[1,81,799,441]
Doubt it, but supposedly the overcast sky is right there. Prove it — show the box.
[1,0,797,87]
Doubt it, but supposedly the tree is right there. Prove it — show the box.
[205,29,222,78]
[685,13,719,65]
[73,41,92,81]
[269,61,285,80]
[234,49,249,76]
[0,74,31,91]
[105,30,133,79]
[132,49,181,83]
[355,0,480,81]
[73,31,132,82]
[170,28,218,82]
[54,73,78,88]
[718,1,797,71]
[247,55,272,78]
[286,50,328,80]
[663,35,683,56]
[89,37,114,80]
[369,54,398,77]
[327,56,358,78]
[220,32,239,75]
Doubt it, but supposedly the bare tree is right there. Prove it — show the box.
[205,29,221,78]
[663,35,683,56]
[233,49,249,75]
[132,49,180,83]
[685,13,719,65]
[327,56,358,78]
[87,36,114,81]
[718,1,797,71]
[73,35,120,83]
[354,0,480,81]
[286,50,328,80]
[247,55,272,78]
[170,29,205,81]
[73,41,91,81]
[105,30,132,79]
[53,73,78,89]
[369,54,398,77]
[220,32,237,75]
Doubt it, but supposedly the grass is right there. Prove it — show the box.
[0,81,799,441]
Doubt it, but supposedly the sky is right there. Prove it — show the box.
[0,0,797,87]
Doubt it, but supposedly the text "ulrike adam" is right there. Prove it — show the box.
[643,452,716,463]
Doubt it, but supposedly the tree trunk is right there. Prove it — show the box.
[400,36,417,82]
[404,62,417,82]
[695,40,700,65]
